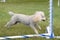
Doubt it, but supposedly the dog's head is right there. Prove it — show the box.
[33,11,46,22]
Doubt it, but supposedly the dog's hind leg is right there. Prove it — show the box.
[5,18,17,28]
[14,21,20,25]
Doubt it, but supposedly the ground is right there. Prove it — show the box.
[0,0,60,40]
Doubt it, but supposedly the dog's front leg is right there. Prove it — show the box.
[30,24,39,34]
[35,24,41,30]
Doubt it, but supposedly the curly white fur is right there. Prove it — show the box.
[5,11,46,34]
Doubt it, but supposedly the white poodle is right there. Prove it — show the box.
[5,11,46,34]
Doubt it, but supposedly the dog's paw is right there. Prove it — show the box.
[5,25,10,28]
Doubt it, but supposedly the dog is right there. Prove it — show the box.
[5,11,46,34]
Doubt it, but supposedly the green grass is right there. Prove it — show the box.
[0,0,60,40]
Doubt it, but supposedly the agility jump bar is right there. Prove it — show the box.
[0,34,51,39]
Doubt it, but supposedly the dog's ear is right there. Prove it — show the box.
[33,15,40,22]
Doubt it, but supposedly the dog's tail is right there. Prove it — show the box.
[8,11,15,16]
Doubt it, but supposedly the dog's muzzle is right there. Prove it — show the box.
[42,18,46,21]
[42,20,46,21]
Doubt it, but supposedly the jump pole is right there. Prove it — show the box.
[49,0,54,38]
[49,0,60,39]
